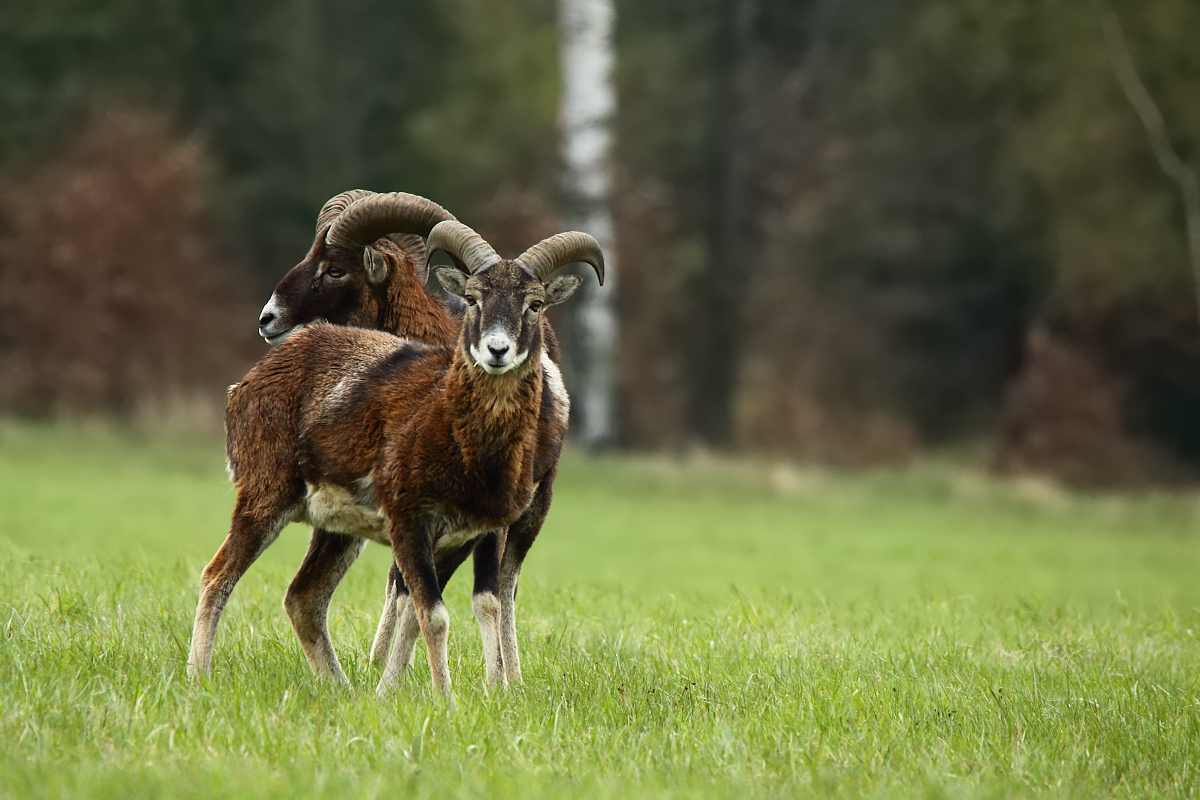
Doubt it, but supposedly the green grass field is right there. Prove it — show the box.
[1,420,1198,798]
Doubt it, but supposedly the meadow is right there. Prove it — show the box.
[1,420,1198,798]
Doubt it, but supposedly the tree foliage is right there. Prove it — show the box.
[3,0,1200,477]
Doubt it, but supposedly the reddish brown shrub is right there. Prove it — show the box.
[0,107,258,418]
[994,332,1166,487]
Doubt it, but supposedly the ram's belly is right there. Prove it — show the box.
[427,510,496,557]
[302,483,390,544]
[297,487,506,555]
[433,526,484,556]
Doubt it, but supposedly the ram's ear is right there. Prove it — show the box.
[363,246,388,284]
[545,274,582,306]
[386,233,429,284]
[434,266,470,298]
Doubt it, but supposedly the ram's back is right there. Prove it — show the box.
[224,323,445,487]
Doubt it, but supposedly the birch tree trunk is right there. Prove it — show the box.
[559,0,617,448]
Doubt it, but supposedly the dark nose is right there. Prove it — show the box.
[258,311,276,329]
[488,343,510,359]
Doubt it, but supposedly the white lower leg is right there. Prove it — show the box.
[499,568,522,684]
[421,602,453,699]
[296,632,348,683]
[472,592,506,690]
[188,520,283,681]
[369,575,399,666]
[376,597,420,696]
[188,586,228,679]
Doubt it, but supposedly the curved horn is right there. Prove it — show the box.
[325,192,457,249]
[425,220,501,274]
[315,189,376,233]
[517,232,605,285]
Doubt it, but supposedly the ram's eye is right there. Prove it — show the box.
[465,295,478,306]
[325,266,346,279]
[528,300,543,313]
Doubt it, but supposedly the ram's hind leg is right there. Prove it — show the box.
[378,592,420,695]
[284,528,366,683]
[369,564,403,666]
[471,531,507,690]
[189,487,298,679]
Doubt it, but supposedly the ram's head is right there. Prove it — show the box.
[258,191,456,344]
[427,221,604,375]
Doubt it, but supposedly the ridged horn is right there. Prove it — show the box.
[325,192,457,249]
[425,221,501,274]
[316,189,376,233]
[517,232,605,285]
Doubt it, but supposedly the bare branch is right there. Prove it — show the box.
[1102,5,1200,323]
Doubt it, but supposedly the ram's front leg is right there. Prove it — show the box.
[375,542,477,695]
[371,543,477,668]
[499,479,554,685]
[471,530,507,690]
[384,516,454,701]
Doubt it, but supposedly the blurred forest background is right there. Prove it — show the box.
[1,0,1199,486]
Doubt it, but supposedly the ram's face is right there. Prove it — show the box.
[258,240,380,345]
[436,262,579,376]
